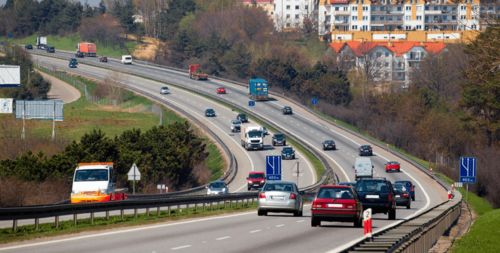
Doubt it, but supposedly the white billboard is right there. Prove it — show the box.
[0,98,13,113]
[0,65,21,87]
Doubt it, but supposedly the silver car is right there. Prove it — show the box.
[258,181,303,216]
[206,181,228,195]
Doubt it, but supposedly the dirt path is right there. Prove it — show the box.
[40,71,81,103]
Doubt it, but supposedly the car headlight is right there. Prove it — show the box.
[222,188,227,192]
[207,189,212,194]
[248,180,252,184]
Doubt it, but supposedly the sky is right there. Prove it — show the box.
[0,0,101,7]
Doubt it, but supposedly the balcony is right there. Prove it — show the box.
[371,19,403,24]
[425,10,444,15]
[333,19,349,24]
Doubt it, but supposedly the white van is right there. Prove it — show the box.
[354,157,374,180]
[121,55,133,64]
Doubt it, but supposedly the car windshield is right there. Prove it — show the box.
[394,184,407,191]
[362,145,371,150]
[356,180,389,193]
[249,173,264,179]
[209,182,225,188]
[388,161,398,165]
[325,140,334,144]
[238,114,246,119]
[396,181,411,188]
[283,147,293,152]
[125,57,132,60]
[206,109,214,113]
[264,183,294,192]
[75,169,108,182]
[248,130,262,138]
[274,134,284,139]
[161,87,169,90]
[317,188,354,199]
[232,120,241,125]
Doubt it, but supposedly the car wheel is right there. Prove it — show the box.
[257,210,266,216]
[388,207,396,220]
[412,196,415,201]
[354,217,362,227]
[294,210,303,217]
[292,155,295,159]
[311,217,320,227]
[283,141,286,146]
[247,187,251,191]
[406,202,411,209]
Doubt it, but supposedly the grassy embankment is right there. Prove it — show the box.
[1,33,137,58]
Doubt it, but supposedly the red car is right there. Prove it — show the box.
[385,161,401,173]
[247,171,265,190]
[216,87,226,94]
[311,185,363,227]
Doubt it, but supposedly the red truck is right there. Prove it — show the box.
[77,42,97,57]
[188,64,208,80]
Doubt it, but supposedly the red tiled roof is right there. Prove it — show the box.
[330,41,446,56]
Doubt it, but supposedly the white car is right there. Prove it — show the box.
[160,86,170,94]
[121,55,133,64]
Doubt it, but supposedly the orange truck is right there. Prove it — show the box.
[70,162,127,204]
[188,64,208,80]
[77,42,97,57]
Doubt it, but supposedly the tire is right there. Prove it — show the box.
[292,155,295,159]
[294,210,303,217]
[406,202,411,209]
[311,217,320,227]
[354,217,362,227]
[257,210,266,216]
[388,207,396,220]
[248,187,251,191]
[412,196,415,201]
[283,141,286,146]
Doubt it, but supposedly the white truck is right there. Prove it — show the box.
[36,36,47,49]
[353,157,374,181]
[240,124,264,150]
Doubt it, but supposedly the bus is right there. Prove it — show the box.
[70,162,127,204]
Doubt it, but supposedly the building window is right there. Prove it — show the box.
[335,7,339,11]
[417,15,422,20]
[362,6,369,11]
[380,16,385,21]
[286,14,290,18]
[352,6,357,11]
[416,25,422,29]
[295,5,299,10]
[397,6,402,11]
[362,25,368,31]
[406,6,411,11]
[352,16,357,20]
[452,15,456,20]
[405,16,410,21]
[295,14,299,19]
[385,52,390,57]
[286,5,290,10]
[363,16,368,20]
[305,5,308,10]
[425,5,429,11]
[344,7,348,11]
[352,25,358,30]
[460,15,466,20]
[461,6,466,11]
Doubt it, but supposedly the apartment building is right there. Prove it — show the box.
[330,41,447,86]
[318,0,481,35]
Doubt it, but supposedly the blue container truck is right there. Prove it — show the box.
[249,78,269,101]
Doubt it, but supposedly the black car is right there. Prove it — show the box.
[99,56,108,62]
[75,51,84,58]
[359,145,373,156]
[281,146,295,160]
[322,140,336,150]
[393,182,411,209]
[395,180,415,201]
[68,58,78,68]
[282,106,293,115]
[355,178,396,220]
[272,133,286,146]
[205,108,216,117]
[46,46,55,53]
[237,113,248,123]
[24,44,33,50]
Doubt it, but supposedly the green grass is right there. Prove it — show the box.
[1,33,137,58]
[205,142,225,181]
[452,208,500,253]
[0,202,257,244]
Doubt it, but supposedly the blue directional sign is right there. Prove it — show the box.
[266,155,282,181]
[248,100,255,107]
[311,97,319,105]
[459,157,476,183]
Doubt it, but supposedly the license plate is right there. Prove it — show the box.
[366,195,380,199]
[272,196,285,200]
[327,204,343,208]
[395,195,400,198]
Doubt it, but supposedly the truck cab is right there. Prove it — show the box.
[121,55,133,64]
[241,124,264,150]
[71,162,127,203]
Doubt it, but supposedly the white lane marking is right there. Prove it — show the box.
[171,245,192,251]
[0,211,254,251]
[275,224,285,228]
[216,236,231,241]
[249,229,262,234]
[296,220,305,223]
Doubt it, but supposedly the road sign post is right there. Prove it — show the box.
[127,163,141,194]
[248,100,255,107]
[266,156,282,181]
[459,157,477,203]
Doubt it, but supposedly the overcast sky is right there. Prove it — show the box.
[0,0,101,7]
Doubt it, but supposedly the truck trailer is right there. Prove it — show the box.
[249,78,269,101]
[77,42,97,57]
[36,36,47,49]
[188,64,208,80]
[70,162,127,204]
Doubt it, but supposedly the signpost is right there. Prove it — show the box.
[459,157,477,203]
[266,155,282,181]
[127,163,141,194]
[311,97,319,106]
[0,98,13,113]
[15,100,64,140]
[363,208,372,239]
[248,100,255,107]
[0,65,21,88]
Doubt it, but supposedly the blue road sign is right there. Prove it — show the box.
[311,97,319,105]
[248,100,255,107]
[266,155,282,181]
[460,157,476,183]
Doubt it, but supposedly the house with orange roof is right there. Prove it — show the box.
[330,41,446,87]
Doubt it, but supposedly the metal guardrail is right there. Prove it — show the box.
[0,192,257,231]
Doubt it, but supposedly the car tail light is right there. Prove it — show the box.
[290,193,297,199]
[403,193,409,198]
[259,192,266,199]
[312,201,323,208]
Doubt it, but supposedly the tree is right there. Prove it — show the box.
[462,25,500,146]
[79,15,124,47]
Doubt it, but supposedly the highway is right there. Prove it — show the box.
[0,51,448,252]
